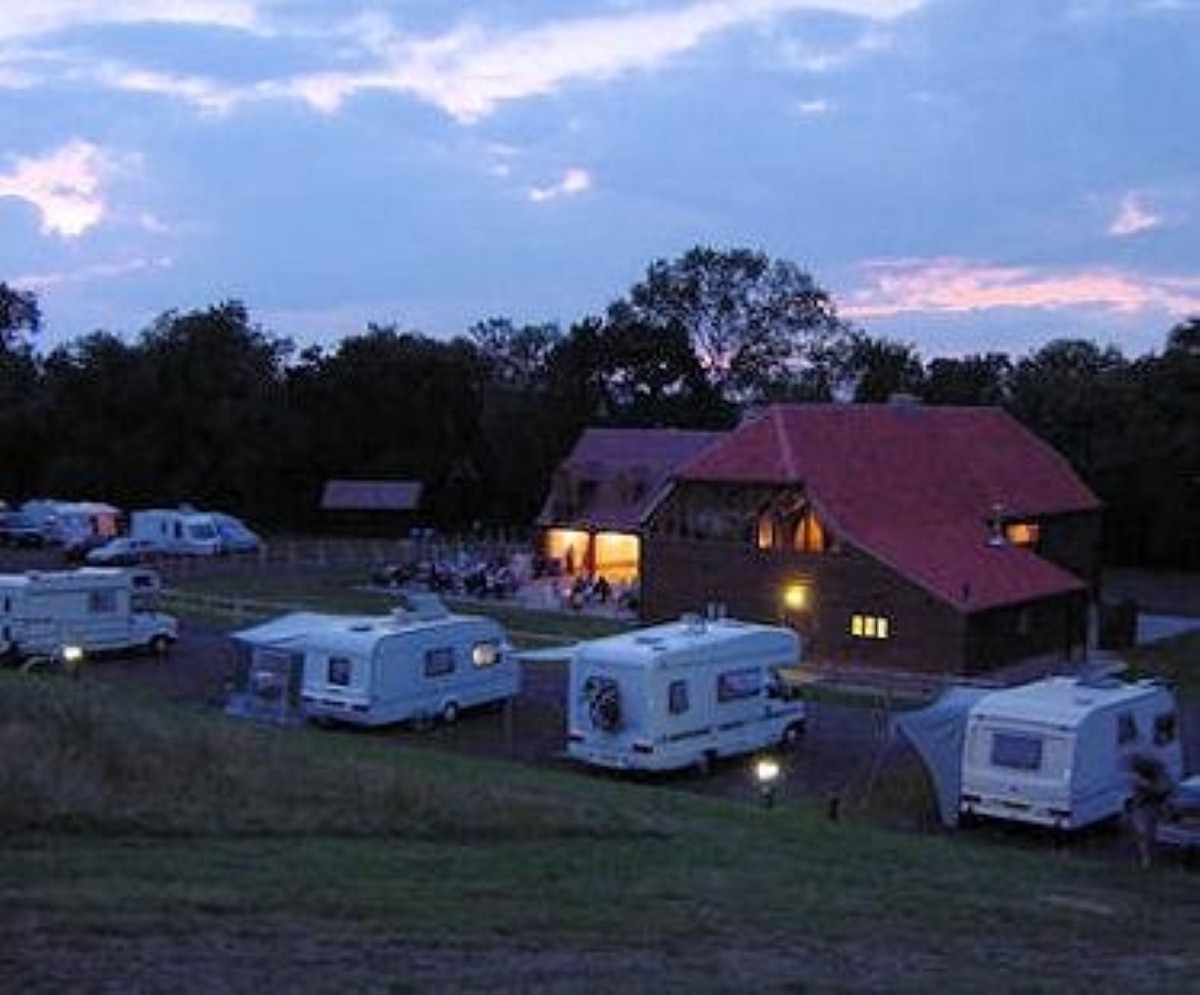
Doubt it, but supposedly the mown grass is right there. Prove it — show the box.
[0,660,1196,991]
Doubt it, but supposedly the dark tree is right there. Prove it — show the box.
[923,353,1013,406]
[606,246,855,406]
[0,283,40,349]
[468,317,562,388]
[845,335,925,403]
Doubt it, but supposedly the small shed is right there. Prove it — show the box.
[320,479,423,536]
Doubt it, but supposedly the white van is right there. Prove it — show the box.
[130,508,220,555]
[959,675,1183,830]
[232,596,518,728]
[565,614,806,773]
[0,567,178,661]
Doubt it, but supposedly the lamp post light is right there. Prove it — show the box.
[754,755,781,809]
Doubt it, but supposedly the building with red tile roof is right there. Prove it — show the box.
[640,403,1101,674]
[535,427,723,581]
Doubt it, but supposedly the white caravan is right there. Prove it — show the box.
[959,675,1183,830]
[565,614,806,773]
[0,568,178,661]
[232,596,518,727]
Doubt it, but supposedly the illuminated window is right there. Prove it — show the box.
[756,513,776,550]
[850,614,890,640]
[792,510,827,553]
[1004,521,1040,547]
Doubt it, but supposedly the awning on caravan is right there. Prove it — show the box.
[893,686,989,828]
[231,612,330,647]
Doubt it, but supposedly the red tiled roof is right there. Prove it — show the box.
[680,404,1099,611]
[538,427,723,531]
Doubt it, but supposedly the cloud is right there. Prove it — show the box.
[15,255,172,293]
[0,140,111,237]
[794,98,832,115]
[843,257,1200,320]
[1107,192,1163,237]
[1,1,923,121]
[529,168,593,203]
[0,1,261,42]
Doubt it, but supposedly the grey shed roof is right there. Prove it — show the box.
[321,479,422,511]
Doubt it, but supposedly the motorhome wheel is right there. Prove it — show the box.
[148,634,171,657]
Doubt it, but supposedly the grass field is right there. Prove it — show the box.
[0,666,1196,992]
[1,565,1196,991]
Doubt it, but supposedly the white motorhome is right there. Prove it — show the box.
[130,508,223,555]
[231,596,518,728]
[0,568,178,661]
[565,614,806,773]
[959,675,1183,831]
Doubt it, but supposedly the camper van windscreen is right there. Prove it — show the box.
[991,732,1043,772]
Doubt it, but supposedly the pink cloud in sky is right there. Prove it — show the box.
[1108,192,1163,237]
[843,258,1200,321]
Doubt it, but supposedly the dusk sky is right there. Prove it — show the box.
[2,0,1197,359]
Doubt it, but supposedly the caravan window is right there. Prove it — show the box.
[472,640,502,668]
[327,656,353,687]
[668,679,690,715]
[424,647,455,677]
[1154,713,1177,746]
[87,590,118,614]
[1117,712,1139,745]
[717,667,761,703]
[991,732,1043,771]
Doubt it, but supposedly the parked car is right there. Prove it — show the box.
[1157,775,1200,853]
[0,512,47,548]
[85,537,163,566]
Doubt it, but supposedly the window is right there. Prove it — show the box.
[1117,711,1139,745]
[792,510,827,553]
[424,647,455,677]
[717,667,761,703]
[850,614,890,640]
[327,656,352,687]
[755,513,776,551]
[88,590,118,614]
[668,679,690,715]
[1004,521,1040,547]
[991,732,1044,771]
[1154,713,1177,746]
[472,640,502,668]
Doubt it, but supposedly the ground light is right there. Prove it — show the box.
[754,755,781,808]
[60,644,85,678]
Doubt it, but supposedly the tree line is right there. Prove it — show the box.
[2,246,1197,567]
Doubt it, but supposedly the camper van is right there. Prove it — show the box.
[959,675,1183,831]
[231,596,518,728]
[0,568,177,661]
[130,507,259,556]
[565,614,806,773]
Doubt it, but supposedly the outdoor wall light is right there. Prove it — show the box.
[782,583,808,611]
